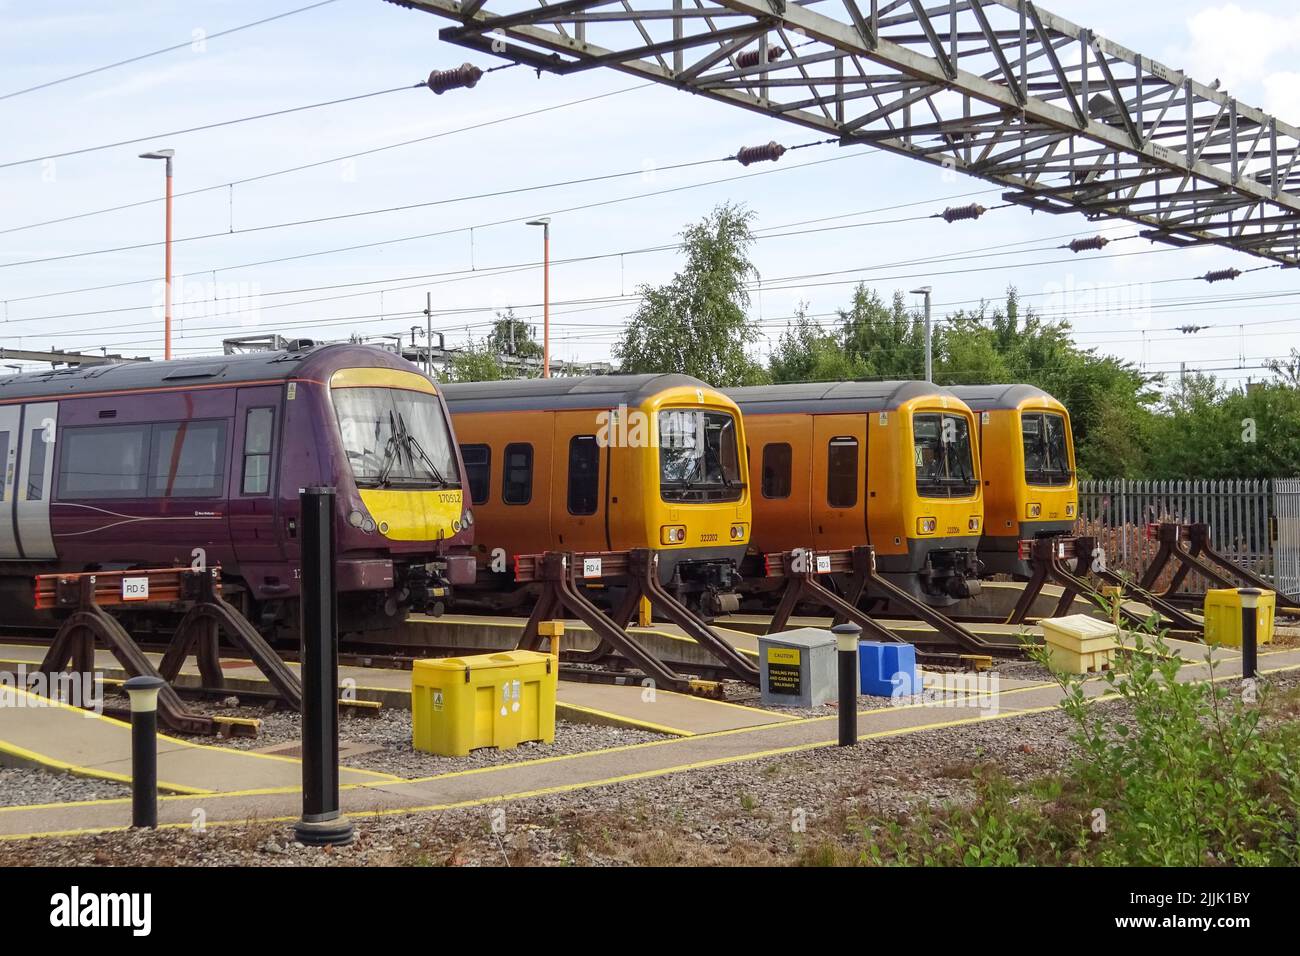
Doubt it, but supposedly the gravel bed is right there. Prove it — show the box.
[0,768,130,808]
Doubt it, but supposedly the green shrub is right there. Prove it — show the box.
[858,620,1300,866]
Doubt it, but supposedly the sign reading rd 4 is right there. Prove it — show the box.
[121,577,150,602]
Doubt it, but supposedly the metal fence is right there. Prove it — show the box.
[1077,479,1300,597]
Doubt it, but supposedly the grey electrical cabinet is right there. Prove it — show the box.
[758,627,845,708]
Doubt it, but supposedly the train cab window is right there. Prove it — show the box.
[761,443,792,499]
[58,424,149,498]
[658,409,743,503]
[242,408,274,495]
[568,435,600,515]
[461,444,491,505]
[150,421,227,497]
[502,443,533,505]
[826,437,859,509]
[1023,412,1072,486]
[913,413,978,498]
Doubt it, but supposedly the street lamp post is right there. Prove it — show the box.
[910,285,933,381]
[527,218,551,378]
[140,148,175,361]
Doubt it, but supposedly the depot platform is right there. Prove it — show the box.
[3,642,1296,841]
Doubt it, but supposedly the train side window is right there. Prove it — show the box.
[0,433,9,501]
[461,444,491,505]
[150,421,227,498]
[25,428,48,501]
[761,443,792,499]
[826,437,858,509]
[242,408,275,496]
[502,442,533,505]
[58,424,149,498]
[567,435,600,515]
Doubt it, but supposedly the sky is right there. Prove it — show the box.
[1,0,1298,389]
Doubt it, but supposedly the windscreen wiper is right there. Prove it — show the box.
[396,412,450,487]
[376,411,404,486]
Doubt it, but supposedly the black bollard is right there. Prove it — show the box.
[832,622,861,747]
[1239,587,1261,682]
[294,486,355,847]
[123,675,166,829]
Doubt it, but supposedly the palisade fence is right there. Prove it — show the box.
[1077,479,1300,598]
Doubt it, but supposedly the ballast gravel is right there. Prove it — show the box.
[0,768,130,808]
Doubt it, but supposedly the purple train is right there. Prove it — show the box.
[0,343,474,637]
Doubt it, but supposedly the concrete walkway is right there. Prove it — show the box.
[0,684,399,795]
[3,644,1296,841]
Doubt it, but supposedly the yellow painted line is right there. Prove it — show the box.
[557,701,693,737]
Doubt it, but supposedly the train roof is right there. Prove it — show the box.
[725,380,961,414]
[0,344,418,402]
[947,384,1062,411]
[440,373,720,412]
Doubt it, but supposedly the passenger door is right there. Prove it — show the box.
[229,387,284,569]
[0,406,19,559]
[15,402,58,559]
[551,411,607,553]
[811,413,867,551]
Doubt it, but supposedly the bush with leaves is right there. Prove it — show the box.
[858,623,1300,866]
[1051,628,1300,866]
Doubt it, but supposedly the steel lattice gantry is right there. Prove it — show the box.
[385,0,1300,265]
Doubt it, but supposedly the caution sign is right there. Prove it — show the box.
[432,690,444,712]
[766,646,802,696]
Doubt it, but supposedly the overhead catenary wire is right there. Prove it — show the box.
[0,83,655,237]
[1,197,1120,332]
[0,148,876,305]
[0,0,344,102]
[0,82,428,171]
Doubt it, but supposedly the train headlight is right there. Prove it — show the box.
[1026,502,1042,519]
[660,525,687,545]
[916,517,937,535]
[348,510,365,528]
[968,516,980,532]
[452,519,462,533]
[729,523,747,541]
[362,517,376,533]
[464,510,474,526]
[1065,502,1076,518]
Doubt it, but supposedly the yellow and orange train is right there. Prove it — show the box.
[440,374,751,614]
[949,384,1078,577]
[725,381,984,605]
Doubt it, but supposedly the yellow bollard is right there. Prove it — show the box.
[538,619,564,658]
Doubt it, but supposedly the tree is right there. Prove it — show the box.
[1145,374,1300,479]
[769,305,868,383]
[444,337,506,383]
[614,202,767,386]
[840,286,927,379]
[486,309,542,363]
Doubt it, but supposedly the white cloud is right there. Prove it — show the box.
[1173,4,1300,97]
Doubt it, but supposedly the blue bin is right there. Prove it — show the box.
[859,641,920,697]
